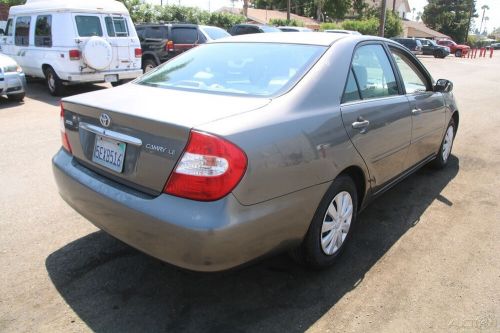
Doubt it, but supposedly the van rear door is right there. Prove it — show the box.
[103,15,140,73]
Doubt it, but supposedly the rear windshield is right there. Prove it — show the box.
[105,16,129,37]
[201,26,230,40]
[75,15,103,37]
[136,43,326,97]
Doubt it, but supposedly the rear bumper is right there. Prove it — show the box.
[0,72,26,96]
[52,149,327,271]
[60,69,143,84]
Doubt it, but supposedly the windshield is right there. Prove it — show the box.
[136,43,326,97]
[202,26,230,40]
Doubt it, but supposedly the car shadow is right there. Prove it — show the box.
[46,156,459,332]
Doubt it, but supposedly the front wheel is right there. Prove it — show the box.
[7,92,25,102]
[294,175,358,269]
[455,50,462,57]
[431,118,456,169]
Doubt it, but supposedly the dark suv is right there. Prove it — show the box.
[417,39,450,58]
[229,24,282,36]
[135,23,230,72]
[391,38,423,55]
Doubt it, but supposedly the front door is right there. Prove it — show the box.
[388,47,446,168]
[0,18,15,57]
[341,43,412,191]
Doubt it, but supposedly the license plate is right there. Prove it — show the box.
[92,135,126,173]
[104,74,118,83]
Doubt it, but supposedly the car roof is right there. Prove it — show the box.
[213,32,382,46]
[10,0,128,15]
[136,23,198,28]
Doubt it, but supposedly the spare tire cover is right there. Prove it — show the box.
[82,36,113,70]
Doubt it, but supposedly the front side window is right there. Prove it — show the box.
[105,16,129,37]
[391,50,428,94]
[351,44,398,100]
[137,43,326,97]
[75,15,103,37]
[35,15,52,47]
[5,19,13,36]
[15,16,31,46]
[171,28,198,44]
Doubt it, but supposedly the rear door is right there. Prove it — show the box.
[388,46,446,169]
[168,26,199,58]
[103,15,136,70]
[340,43,412,191]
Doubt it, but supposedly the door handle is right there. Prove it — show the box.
[352,119,370,130]
[412,108,423,115]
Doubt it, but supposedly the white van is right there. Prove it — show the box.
[1,0,142,96]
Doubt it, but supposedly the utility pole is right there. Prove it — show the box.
[378,0,387,37]
[287,0,291,21]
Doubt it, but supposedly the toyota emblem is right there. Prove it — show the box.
[99,113,111,128]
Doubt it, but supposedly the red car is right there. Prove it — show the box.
[437,39,470,57]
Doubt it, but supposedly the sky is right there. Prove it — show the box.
[147,0,499,33]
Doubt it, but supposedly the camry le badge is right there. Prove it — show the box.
[99,113,111,128]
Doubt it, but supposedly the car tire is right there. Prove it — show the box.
[44,67,64,96]
[7,92,25,102]
[142,58,157,73]
[431,118,456,169]
[455,50,462,57]
[110,79,132,87]
[294,175,358,269]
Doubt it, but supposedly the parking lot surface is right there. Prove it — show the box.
[0,56,499,332]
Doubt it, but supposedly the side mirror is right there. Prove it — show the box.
[434,79,453,93]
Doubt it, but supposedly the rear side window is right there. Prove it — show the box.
[171,28,198,44]
[15,16,31,46]
[351,44,398,100]
[105,17,129,37]
[342,69,361,103]
[35,15,52,47]
[5,18,13,36]
[75,15,103,37]
[145,26,165,39]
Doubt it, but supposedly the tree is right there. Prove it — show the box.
[0,0,25,5]
[422,0,477,43]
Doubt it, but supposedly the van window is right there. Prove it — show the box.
[5,19,13,36]
[105,17,129,37]
[35,15,52,47]
[75,15,103,37]
[15,16,31,46]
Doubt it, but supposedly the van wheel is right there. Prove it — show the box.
[44,67,64,96]
[292,175,358,269]
[8,92,25,102]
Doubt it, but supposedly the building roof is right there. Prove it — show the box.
[219,7,319,30]
[9,0,129,16]
[402,20,450,39]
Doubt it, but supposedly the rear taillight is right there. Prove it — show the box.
[60,103,72,154]
[166,40,174,52]
[135,48,142,58]
[164,130,247,201]
[69,49,80,61]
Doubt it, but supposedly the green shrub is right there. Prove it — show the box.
[342,18,378,35]
[269,18,304,27]
[319,22,343,31]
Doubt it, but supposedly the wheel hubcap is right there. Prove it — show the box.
[47,73,55,92]
[442,125,454,162]
[321,191,353,255]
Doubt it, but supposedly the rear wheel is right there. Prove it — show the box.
[142,58,157,73]
[7,92,25,102]
[44,67,64,96]
[293,175,358,269]
[455,50,462,57]
[431,118,455,169]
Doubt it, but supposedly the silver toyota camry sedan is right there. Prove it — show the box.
[53,33,458,271]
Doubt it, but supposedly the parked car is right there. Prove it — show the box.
[0,53,26,101]
[417,38,450,58]
[490,42,500,50]
[53,33,458,272]
[228,24,282,35]
[324,29,361,35]
[278,26,312,32]
[0,0,142,96]
[391,37,423,55]
[136,23,230,73]
[436,39,470,57]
